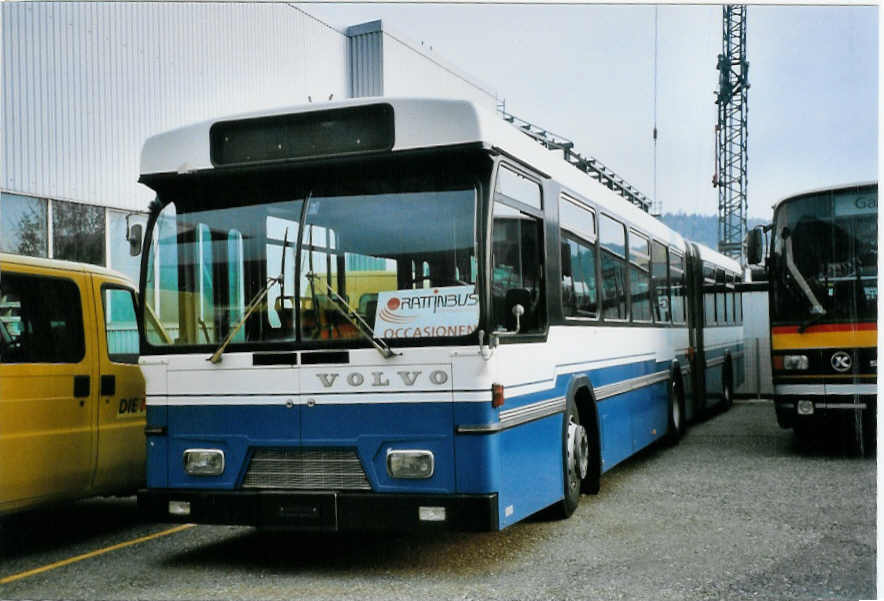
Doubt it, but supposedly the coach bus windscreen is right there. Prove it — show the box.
[141,169,478,350]
[770,186,877,326]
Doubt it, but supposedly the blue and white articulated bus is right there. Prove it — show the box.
[135,98,743,531]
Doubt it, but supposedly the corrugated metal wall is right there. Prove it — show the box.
[347,21,383,97]
[2,2,349,212]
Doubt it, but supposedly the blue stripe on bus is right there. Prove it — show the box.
[149,353,676,529]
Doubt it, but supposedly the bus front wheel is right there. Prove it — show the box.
[556,399,588,519]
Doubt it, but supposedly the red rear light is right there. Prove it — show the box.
[492,383,505,408]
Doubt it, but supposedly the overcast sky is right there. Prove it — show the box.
[304,3,878,220]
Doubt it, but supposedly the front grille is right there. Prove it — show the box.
[241,447,371,490]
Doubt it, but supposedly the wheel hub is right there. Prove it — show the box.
[567,418,589,490]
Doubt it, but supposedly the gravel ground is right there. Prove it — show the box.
[0,401,875,601]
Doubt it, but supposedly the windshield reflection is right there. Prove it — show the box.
[772,189,877,325]
[143,171,478,349]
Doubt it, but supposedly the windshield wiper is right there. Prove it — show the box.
[208,228,290,363]
[783,228,826,332]
[307,273,399,359]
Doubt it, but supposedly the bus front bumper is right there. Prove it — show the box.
[137,489,499,532]
[774,394,875,429]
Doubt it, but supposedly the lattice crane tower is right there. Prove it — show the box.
[713,5,750,262]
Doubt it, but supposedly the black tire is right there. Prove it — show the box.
[721,360,734,411]
[663,375,685,446]
[555,398,588,519]
[581,402,601,495]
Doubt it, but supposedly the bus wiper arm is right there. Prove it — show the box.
[784,232,826,325]
[208,228,289,363]
[307,273,399,359]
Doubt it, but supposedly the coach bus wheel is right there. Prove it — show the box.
[664,377,684,446]
[721,361,734,411]
[557,400,588,518]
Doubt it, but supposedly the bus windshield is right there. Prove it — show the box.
[771,187,877,326]
[142,168,479,350]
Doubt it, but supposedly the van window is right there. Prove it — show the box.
[104,287,139,363]
[0,272,84,363]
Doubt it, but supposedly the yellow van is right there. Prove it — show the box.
[0,253,145,516]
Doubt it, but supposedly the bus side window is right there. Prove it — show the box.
[599,214,627,321]
[670,250,686,324]
[703,263,716,327]
[726,272,735,325]
[561,233,598,319]
[629,230,651,322]
[559,195,598,320]
[652,241,670,323]
[491,202,545,333]
[716,268,726,324]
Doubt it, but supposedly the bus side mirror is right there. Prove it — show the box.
[746,227,764,265]
[128,223,143,256]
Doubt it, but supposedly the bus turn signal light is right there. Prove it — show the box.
[492,383,505,408]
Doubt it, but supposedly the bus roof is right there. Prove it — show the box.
[692,242,742,274]
[0,252,134,285]
[770,181,877,214]
[140,97,684,249]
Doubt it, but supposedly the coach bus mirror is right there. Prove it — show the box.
[128,223,143,256]
[746,228,764,265]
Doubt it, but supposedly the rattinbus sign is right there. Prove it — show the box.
[373,285,479,338]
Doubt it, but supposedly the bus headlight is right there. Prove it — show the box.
[183,449,225,476]
[783,355,809,370]
[386,449,434,479]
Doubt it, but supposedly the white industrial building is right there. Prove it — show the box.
[1,2,497,284]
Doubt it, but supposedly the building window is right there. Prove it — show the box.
[1,192,48,257]
[52,199,105,266]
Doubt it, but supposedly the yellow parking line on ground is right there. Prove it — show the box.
[0,523,195,585]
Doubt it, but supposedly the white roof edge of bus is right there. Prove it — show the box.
[0,252,135,284]
[139,97,684,248]
[769,180,878,212]
[690,242,742,273]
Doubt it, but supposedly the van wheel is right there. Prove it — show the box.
[664,376,684,446]
[556,399,587,519]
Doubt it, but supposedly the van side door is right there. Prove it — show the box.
[0,266,97,512]
[91,275,146,493]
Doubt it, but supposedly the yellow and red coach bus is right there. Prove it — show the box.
[748,182,877,454]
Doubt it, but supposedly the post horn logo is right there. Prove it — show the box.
[830,351,852,373]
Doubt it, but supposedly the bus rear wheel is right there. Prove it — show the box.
[721,361,734,411]
[664,376,684,446]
